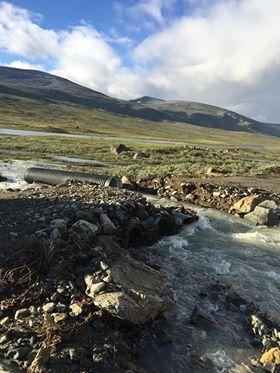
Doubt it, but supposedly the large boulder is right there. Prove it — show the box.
[232,194,263,214]
[244,200,279,226]
[88,254,175,325]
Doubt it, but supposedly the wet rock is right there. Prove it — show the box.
[111,144,130,155]
[99,214,117,234]
[189,305,222,329]
[72,220,99,240]
[232,194,263,214]
[93,254,175,325]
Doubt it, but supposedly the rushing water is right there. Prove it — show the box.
[143,196,280,372]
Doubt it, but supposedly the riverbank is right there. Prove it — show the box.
[138,174,280,227]
[0,181,198,372]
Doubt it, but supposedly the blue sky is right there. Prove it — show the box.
[0,0,280,122]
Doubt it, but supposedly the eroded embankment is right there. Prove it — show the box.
[0,182,197,372]
[138,175,280,228]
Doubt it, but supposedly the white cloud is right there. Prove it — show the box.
[115,0,176,26]
[0,2,121,93]
[0,1,280,122]
[120,0,280,122]
[4,60,45,70]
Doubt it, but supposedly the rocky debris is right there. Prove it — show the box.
[92,254,175,325]
[244,199,279,226]
[232,194,264,214]
[110,144,130,155]
[138,176,280,227]
[0,181,197,372]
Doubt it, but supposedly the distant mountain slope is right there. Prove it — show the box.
[130,96,280,136]
[0,66,279,137]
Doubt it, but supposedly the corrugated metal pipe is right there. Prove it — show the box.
[24,167,122,188]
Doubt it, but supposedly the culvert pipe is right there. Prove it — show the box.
[24,167,122,188]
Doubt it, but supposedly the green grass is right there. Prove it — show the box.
[1,134,279,181]
[1,90,280,181]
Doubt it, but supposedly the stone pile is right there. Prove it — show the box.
[0,181,197,372]
[141,177,280,227]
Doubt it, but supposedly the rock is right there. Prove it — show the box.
[14,308,29,320]
[189,305,223,329]
[99,214,117,234]
[49,227,61,240]
[52,313,67,323]
[244,205,278,226]
[69,303,83,316]
[92,254,175,325]
[0,317,9,325]
[100,261,109,271]
[232,194,263,214]
[121,175,136,190]
[133,152,147,159]
[50,219,67,233]
[42,302,55,313]
[258,200,278,210]
[260,347,280,365]
[86,282,106,298]
[72,220,99,240]
[111,144,130,155]
[206,167,226,176]
[0,335,9,344]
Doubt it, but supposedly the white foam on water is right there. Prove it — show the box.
[0,159,60,190]
[213,259,232,275]
[183,214,214,236]
[204,348,238,373]
[159,235,189,250]
[232,230,280,246]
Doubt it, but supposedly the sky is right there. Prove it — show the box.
[0,0,280,123]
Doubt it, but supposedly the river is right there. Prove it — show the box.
[141,196,280,372]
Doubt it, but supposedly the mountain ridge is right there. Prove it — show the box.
[0,66,279,137]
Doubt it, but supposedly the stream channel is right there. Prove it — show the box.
[0,160,279,372]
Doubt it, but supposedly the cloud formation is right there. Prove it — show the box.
[0,0,280,122]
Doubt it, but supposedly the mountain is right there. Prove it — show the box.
[130,96,280,136]
[0,66,279,137]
